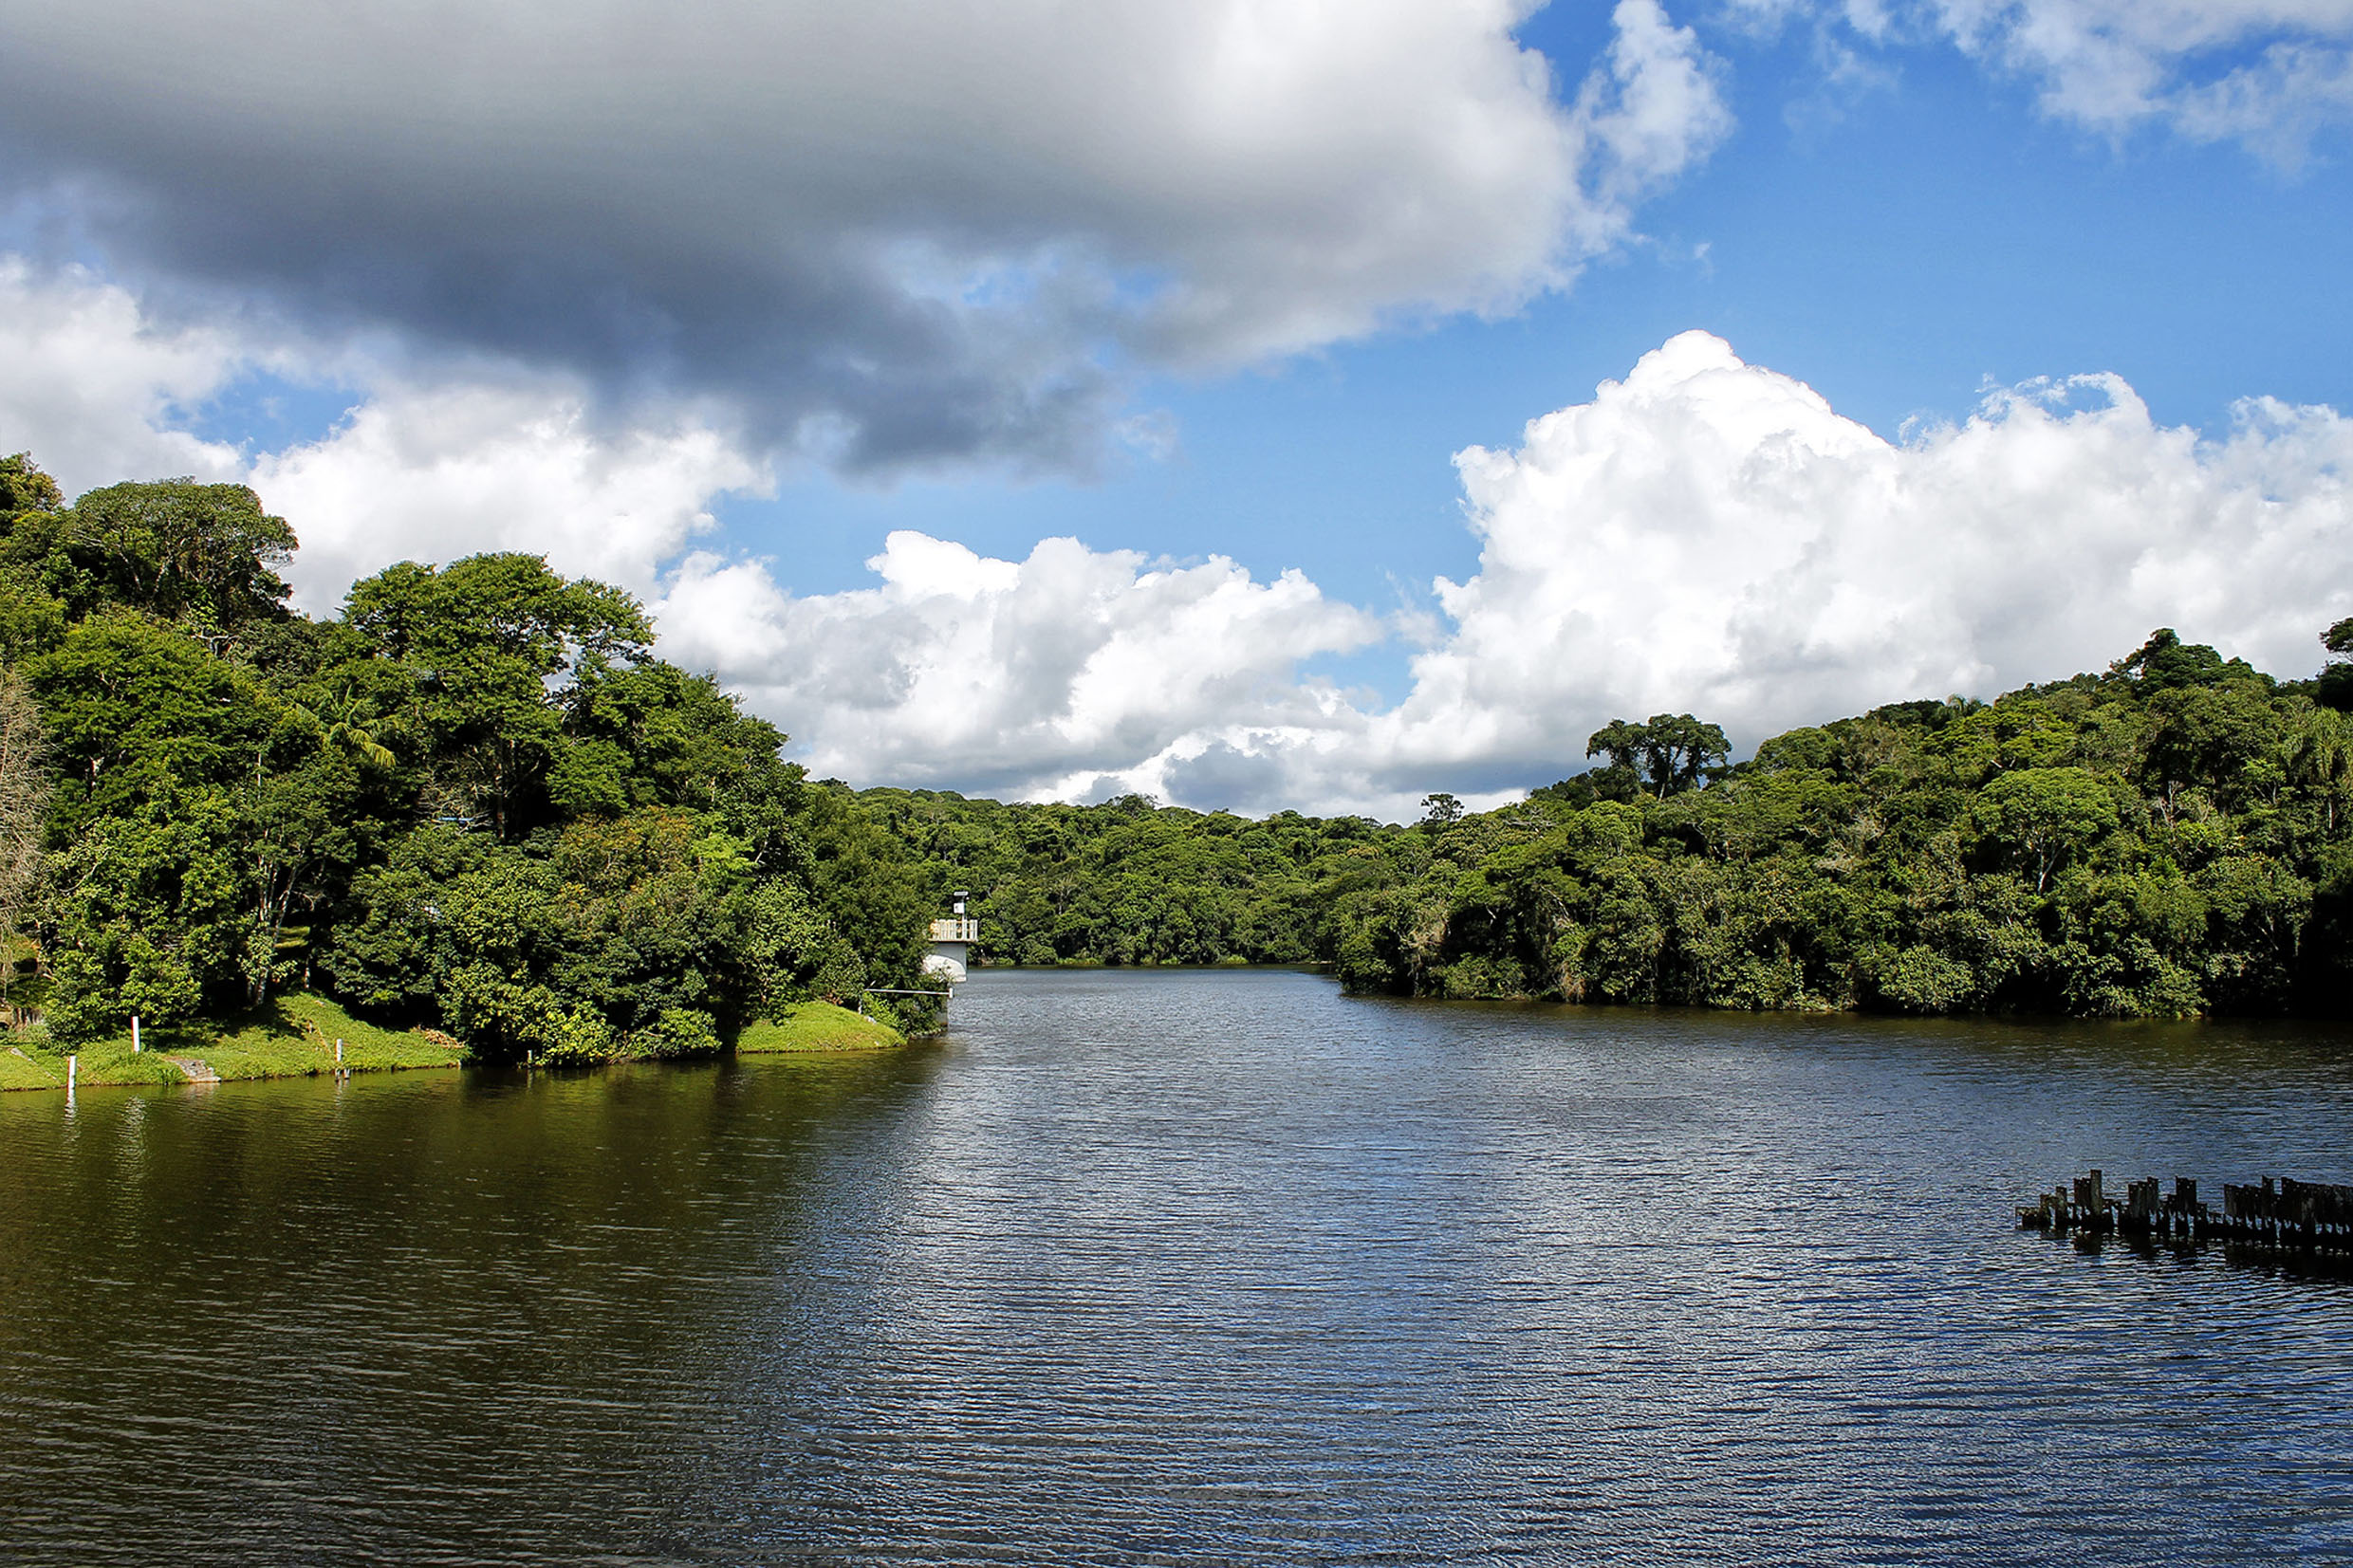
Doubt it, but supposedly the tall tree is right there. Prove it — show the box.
[63,480,298,629]
[2286,706,2353,832]
[1586,714,1729,798]
[343,553,654,838]
[2321,618,2353,711]
[0,666,48,1015]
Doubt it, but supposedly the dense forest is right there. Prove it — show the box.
[1326,636,2353,1016]
[5,453,2350,1053]
[866,636,2353,1020]
[0,455,941,1059]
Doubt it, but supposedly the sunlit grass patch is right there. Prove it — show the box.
[9,1039,186,1086]
[734,1002,903,1054]
[0,1045,66,1090]
[0,992,465,1089]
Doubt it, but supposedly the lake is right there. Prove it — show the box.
[3,968,2350,1564]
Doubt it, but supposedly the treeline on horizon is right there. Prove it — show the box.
[4,453,2351,1048]
[859,636,2353,1021]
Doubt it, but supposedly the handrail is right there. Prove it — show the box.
[859,984,952,1018]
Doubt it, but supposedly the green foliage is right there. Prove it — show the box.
[29,612,263,829]
[735,1000,902,1053]
[59,480,297,629]
[443,960,615,1064]
[1585,713,1730,797]
[2120,627,2263,693]
[324,810,857,1061]
[41,790,250,1038]
[1969,767,2119,893]
[341,552,656,839]
[4,456,896,1064]
[851,787,1419,972]
[2318,618,2353,712]
[13,447,2347,1043]
[795,785,935,986]
[1321,631,2353,1019]
[0,668,46,1015]
[622,1006,721,1060]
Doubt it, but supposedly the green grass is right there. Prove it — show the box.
[0,1045,67,1090]
[733,1002,904,1054]
[2,993,905,1087]
[1,992,466,1091]
[10,1037,188,1087]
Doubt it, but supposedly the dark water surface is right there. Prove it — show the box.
[4,968,2352,1565]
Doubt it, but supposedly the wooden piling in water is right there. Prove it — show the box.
[2022,1169,2353,1255]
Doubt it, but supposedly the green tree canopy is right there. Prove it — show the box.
[63,479,298,629]
[1586,713,1730,797]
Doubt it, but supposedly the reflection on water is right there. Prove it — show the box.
[2,969,2350,1565]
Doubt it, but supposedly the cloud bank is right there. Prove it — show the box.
[661,332,2353,818]
[0,0,1727,473]
[0,263,757,613]
[656,536,1380,803]
[7,262,2346,819]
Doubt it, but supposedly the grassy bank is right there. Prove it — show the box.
[0,993,467,1091]
[734,1001,904,1054]
[0,995,908,1090]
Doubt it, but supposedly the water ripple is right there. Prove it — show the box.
[2,969,2349,1564]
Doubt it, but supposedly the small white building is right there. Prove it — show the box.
[922,892,978,984]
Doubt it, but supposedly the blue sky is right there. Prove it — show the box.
[4,1,2352,814]
[711,5,2353,710]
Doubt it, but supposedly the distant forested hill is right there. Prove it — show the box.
[1325,630,2353,1017]
[871,628,2353,1019]
[851,788,1418,968]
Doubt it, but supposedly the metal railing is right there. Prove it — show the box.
[859,985,952,1017]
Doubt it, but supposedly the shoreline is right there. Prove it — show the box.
[0,998,908,1094]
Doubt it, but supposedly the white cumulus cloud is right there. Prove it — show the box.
[685,331,2353,821]
[1366,330,2353,800]
[0,261,765,615]
[254,383,761,614]
[8,260,2347,821]
[0,259,246,487]
[651,534,1381,802]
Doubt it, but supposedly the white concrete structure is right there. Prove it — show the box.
[922,892,977,984]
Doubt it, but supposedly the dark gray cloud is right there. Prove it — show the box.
[0,0,1720,472]
[1158,743,1305,819]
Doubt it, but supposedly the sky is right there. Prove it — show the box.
[1,0,2350,819]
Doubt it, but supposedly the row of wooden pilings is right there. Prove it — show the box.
[2021,1169,2353,1253]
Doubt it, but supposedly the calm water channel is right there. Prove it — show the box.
[3,968,2351,1565]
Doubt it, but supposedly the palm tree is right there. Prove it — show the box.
[2284,707,2353,833]
[289,689,397,769]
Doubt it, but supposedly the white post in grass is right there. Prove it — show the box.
[67,1054,76,1091]
[131,1015,140,1054]
[335,1039,343,1065]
